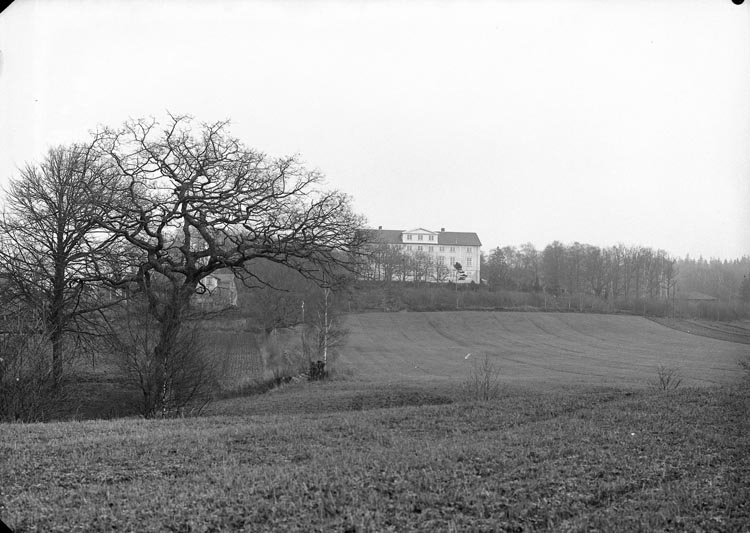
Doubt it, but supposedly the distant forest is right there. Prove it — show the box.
[481,241,750,306]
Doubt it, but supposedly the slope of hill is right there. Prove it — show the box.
[338,311,746,387]
[649,317,750,345]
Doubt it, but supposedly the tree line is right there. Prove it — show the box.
[0,114,366,420]
[482,241,750,308]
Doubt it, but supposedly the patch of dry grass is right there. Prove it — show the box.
[2,384,748,532]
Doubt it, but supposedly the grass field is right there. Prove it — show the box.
[3,384,749,532]
[2,311,749,531]
[338,312,748,387]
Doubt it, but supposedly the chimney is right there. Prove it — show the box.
[378,226,382,230]
[440,227,445,232]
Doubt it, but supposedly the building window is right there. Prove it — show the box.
[437,255,445,263]
[417,245,423,251]
[428,247,434,253]
[407,245,412,250]
[466,257,472,267]
[418,234,423,241]
[466,247,472,253]
[450,247,455,252]
[428,235,434,241]
[406,234,412,240]
[439,246,444,252]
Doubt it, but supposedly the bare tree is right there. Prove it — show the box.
[542,241,565,297]
[0,143,120,386]
[302,283,349,379]
[518,243,541,292]
[95,114,366,415]
[433,257,452,283]
[410,250,433,284]
[368,241,407,282]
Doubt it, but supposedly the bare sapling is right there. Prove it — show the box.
[462,353,501,402]
[651,364,683,391]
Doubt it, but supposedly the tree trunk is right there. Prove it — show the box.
[153,313,182,418]
[51,259,67,387]
[51,327,64,387]
[147,285,192,417]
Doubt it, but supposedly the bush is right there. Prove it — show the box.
[462,353,501,402]
[262,329,306,381]
[308,360,327,381]
[650,365,683,391]
[0,340,54,422]
[0,311,72,422]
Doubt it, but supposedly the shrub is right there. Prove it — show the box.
[0,314,74,422]
[462,353,501,402]
[262,329,305,381]
[0,333,55,422]
[308,360,327,381]
[651,365,683,391]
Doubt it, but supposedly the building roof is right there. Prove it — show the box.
[437,231,482,247]
[370,228,482,247]
[371,229,404,245]
[404,227,437,235]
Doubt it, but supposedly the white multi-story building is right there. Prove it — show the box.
[370,227,482,283]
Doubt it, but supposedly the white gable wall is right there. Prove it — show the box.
[401,228,439,245]
[400,230,480,283]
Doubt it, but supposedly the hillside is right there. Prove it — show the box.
[3,311,750,531]
[337,311,747,387]
[649,317,750,345]
[57,311,749,421]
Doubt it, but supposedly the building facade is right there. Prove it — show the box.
[369,227,482,283]
[193,270,238,308]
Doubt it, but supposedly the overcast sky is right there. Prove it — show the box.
[1,0,748,259]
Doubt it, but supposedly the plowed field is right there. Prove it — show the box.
[339,311,748,387]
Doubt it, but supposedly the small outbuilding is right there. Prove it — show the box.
[194,270,238,308]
